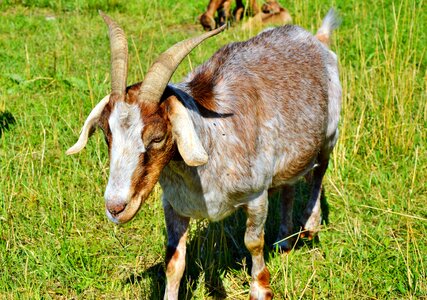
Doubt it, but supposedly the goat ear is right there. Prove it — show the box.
[166,96,208,166]
[66,95,110,155]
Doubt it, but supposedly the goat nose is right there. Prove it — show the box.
[106,202,127,216]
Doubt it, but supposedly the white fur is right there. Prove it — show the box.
[168,97,208,166]
[325,50,341,150]
[316,9,341,37]
[104,102,145,207]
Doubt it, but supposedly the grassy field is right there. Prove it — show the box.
[0,0,426,299]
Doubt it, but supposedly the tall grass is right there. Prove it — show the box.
[0,0,426,299]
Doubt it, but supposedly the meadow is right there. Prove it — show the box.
[0,0,426,299]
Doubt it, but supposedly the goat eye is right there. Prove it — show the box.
[152,136,164,143]
[147,134,166,149]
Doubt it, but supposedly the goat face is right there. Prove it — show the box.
[98,94,173,223]
[66,12,224,223]
[99,89,208,224]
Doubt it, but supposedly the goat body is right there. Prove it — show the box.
[161,25,338,221]
[68,9,341,300]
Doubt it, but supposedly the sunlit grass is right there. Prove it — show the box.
[1,0,426,299]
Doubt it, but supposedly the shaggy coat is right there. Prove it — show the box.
[161,25,338,220]
[67,9,341,300]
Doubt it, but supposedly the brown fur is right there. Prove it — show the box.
[261,8,292,24]
[165,246,180,267]
[130,102,177,204]
[199,0,229,31]
[187,70,217,112]
[261,0,282,14]
[316,33,330,46]
[257,267,271,289]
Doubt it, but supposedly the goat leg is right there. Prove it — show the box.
[217,0,232,27]
[244,191,273,300]
[300,154,329,239]
[200,0,226,30]
[233,0,245,21]
[274,184,295,252]
[163,201,190,300]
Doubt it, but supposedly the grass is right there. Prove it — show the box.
[0,0,426,299]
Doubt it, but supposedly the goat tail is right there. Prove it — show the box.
[315,8,341,47]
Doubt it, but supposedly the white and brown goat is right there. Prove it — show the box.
[67,10,341,299]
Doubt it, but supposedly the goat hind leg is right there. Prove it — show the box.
[163,202,190,300]
[245,191,273,300]
[274,184,295,253]
[301,155,329,239]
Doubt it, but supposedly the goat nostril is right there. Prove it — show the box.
[107,203,127,216]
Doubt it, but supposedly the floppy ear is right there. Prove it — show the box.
[166,95,208,166]
[66,95,110,155]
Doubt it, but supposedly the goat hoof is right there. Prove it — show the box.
[300,216,321,239]
[300,227,319,240]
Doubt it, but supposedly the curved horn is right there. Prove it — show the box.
[138,24,226,104]
[99,11,128,99]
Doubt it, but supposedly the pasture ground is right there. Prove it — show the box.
[0,0,426,299]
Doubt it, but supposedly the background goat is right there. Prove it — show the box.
[242,0,292,30]
[200,0,292,31]
[67,9,341,299]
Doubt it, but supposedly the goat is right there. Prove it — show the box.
[242,0,292,30]
[67,9,341,299]
[260,0,292,24]
[200,0,291,31]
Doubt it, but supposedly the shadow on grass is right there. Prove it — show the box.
[127,179,329,299]
[0,110,16,138]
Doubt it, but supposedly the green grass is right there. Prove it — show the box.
[1,0,426,299]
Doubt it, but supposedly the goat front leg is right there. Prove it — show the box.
[163,201,190,300]
[245,191,273,300]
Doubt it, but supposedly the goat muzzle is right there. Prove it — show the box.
[106,202,127,217]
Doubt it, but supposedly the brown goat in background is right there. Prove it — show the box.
[199,0,292,31]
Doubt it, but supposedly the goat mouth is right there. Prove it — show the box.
[105,195,143,224]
